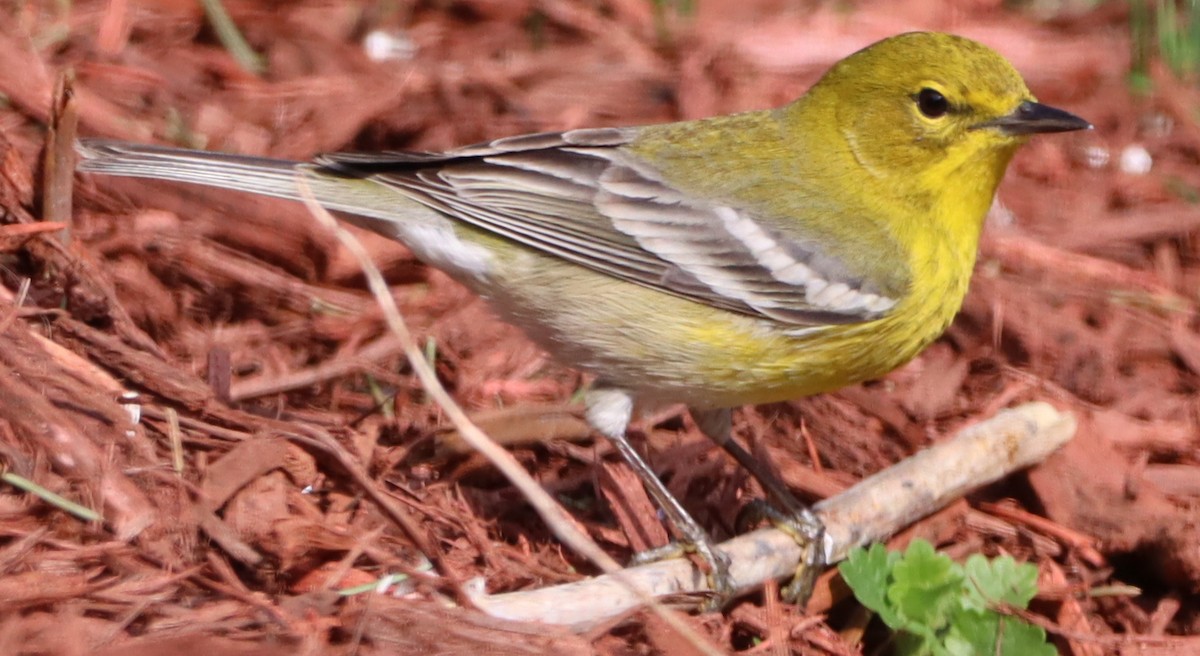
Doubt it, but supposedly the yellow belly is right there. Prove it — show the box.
[469,232,966,409]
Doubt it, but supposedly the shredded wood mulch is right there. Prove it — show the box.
[1,1,1199,654]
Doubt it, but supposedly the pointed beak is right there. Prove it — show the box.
[972,101,1092,135]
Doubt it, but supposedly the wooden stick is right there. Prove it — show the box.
[470,402,1077,632]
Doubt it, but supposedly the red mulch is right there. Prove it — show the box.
[1,1,1199,654]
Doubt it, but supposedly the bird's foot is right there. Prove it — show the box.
[737,499,827,603]
[631,536,736,611]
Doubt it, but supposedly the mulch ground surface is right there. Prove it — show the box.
[1,1,1199,654]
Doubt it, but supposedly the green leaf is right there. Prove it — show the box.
[993,616,1057,656]
[839,543,903,628]
[840,540,1053,656]
[964,553,1039,608]
[948,607,1000,654]
[941,631,979,656]
[948,607,1055,656]
[888,540,963,631]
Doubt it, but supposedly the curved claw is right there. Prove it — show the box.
[737,499,827,603]
[632,539,736,611]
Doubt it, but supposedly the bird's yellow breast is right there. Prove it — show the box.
[466,208,977,409]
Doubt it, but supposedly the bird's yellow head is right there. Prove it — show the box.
[795,32,1089,216]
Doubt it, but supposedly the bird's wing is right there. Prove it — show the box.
[318,128,903,326]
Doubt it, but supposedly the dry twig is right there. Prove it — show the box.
[471,403,1076,631]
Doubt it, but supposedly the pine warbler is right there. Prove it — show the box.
[78,32,1089,606]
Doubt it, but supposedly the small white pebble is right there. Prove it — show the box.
[1119,144,1152,175]
[121,401,141,426]
[363,29,416,62]
[1081,145,1110,170]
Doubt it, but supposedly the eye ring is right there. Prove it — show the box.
[916,88,950,119]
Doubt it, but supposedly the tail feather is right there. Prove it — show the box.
[76,139,308,201]
[75,139,427,229]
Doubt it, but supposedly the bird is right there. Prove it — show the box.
[76,31,1090,607]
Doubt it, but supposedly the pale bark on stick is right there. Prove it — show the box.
[470,402,1077,632]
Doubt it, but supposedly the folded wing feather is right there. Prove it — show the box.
[318,128,899,326]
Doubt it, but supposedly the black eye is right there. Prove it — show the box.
[916,88,949,118]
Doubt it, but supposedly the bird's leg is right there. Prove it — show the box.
[690,407,827,603]
[585,387,735,609]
